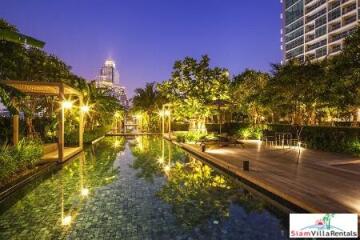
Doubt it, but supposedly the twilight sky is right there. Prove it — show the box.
[1,0,282,97]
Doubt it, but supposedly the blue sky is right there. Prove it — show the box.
[1,0,282,96]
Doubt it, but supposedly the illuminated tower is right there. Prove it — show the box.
[96,59,129,108]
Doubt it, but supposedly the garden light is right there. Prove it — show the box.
[62,215,72,226]
[80,105,90,113]
[164,164,171,173]
[81,188,89,197]
[114,111,121,118]
[157,157,164,164]
[114,140,121,148]
[62,100,73,109]
[159,110,165,117]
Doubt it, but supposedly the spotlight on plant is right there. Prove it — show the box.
[81,188,89,197]
[61,215,72,226]
[62,100,73,109]
[81,105,90,113]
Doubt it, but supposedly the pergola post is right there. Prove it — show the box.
[12,114,19,145]
[79,96,84,149]
[162,105,165,136]
[58,84,65,162]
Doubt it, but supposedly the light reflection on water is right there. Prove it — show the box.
[0,136,289,239]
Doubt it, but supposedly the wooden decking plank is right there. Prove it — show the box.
[182,141,360,215]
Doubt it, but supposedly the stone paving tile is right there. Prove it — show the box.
[67,144,190,240]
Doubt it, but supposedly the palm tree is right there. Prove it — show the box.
[132,82,164,132]
[84,82,124,130]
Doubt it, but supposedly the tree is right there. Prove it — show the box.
[84,82,124,130]
[132,82,165,132]
[232,69,270,123]
[158,55,230,132]
[0,19,123,141]
[327,26,360,122]
[266,60,326,124]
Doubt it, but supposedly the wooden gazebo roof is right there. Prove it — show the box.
[1,80,82,96]
[1,80,84,162]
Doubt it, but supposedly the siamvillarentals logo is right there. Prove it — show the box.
[290,213,358,238]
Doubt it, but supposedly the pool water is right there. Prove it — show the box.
[0,136,289,239]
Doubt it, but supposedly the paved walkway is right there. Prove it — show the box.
[180,140,360,215]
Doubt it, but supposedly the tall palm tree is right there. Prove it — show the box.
[132,82,164,131]
[84,82,124,130]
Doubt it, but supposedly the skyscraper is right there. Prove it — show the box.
[281,0,359,62]
[98,59,120,85]
[97,59,129,108]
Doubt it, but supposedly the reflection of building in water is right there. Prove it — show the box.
[96,59,129,108]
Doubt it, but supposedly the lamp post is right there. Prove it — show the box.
[162,110,165,136]
[162,104,172,138]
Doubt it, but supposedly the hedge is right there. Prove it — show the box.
[65,126,110,145]
[172,122,360,155]
[267,124,360,154]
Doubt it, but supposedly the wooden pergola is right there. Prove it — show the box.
[2,80,84,162]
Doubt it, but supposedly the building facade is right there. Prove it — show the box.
[96,59,129,108]
[282,0,360,62]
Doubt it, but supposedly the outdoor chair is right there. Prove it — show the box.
[216,136,246,148]
[228,136,245,148]
[262,130,275,146]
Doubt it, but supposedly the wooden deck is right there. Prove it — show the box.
[180,140,360,215]
[41,147,82,162]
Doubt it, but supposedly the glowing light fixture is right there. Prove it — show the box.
[62,215,72,226]
[81,188,89,197]
[62,100,73,109]
[164,164,171,173]
[164,110,170,116]
[80,105,90,113]
[114,112,121,118]
[157,157,164,164]
[114,140,121,148]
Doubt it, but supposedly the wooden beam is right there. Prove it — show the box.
[12,114,19,145]
[79,96,84,149]
[58,85,65,162]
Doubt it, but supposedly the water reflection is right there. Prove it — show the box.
[130,137,269,230]
[0,137,125,239]
[0,136,288,239]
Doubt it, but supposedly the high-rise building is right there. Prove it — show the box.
[97,59,129,108]
[98,59,120,85]
[281,0,359,62]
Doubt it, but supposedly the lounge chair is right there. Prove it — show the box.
[217,136,245,148]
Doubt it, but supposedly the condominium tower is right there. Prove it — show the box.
[96,59,129,108]
[282,0,360,62]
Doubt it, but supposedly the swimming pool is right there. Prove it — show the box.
[0,136,289,239]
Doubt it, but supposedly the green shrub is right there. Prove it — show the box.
[235,125,265,140]
[0,138,43,183]
[268,124,360,155]
[0,145,16,181]
[176,133,186,143]
[65,126,110,145]
[347,141,360,155]
[174,131,207,143]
